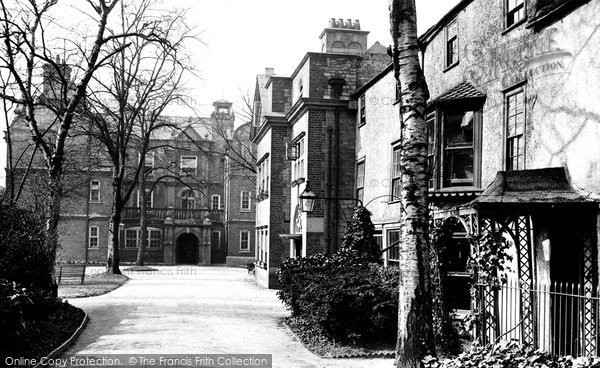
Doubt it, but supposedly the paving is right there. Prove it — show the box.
[62,266,395,368]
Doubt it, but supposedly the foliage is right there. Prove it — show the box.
[277,250,399,343]
[339,206,381,263]
[422,342,600,368]
[0,204,56,291]
[429,218,463,355]
[468,231,513,288]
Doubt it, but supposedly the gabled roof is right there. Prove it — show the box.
[428,81,485,106]
[469,167,598,207]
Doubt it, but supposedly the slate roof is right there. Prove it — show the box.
[469,167,598,207]
[429,82,485,105]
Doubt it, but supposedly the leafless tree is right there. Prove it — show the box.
[82,0,197,274]
[0,0,164,268]
[390,0,435,366]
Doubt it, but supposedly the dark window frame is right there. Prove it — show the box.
[359,94,367,126]
[427,106,483,191]
[504,85,526,171]
[391,145,402,200]
[505,0,527,31]
[356,160,365,203]
[445,18,459,70]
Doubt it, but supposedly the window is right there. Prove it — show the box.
[89,226,99,248]
[180,190,196,209]
[445,220,472,311]
[137,189,153,208]
[241,191,251,211]
[293,138,305,181]
[386,229,401,267]
[427,107,482,190]
[144,152,154,171]
[90,180,100,202]
[427,113,436,189]
[211,195,221,210]
[125,229,138,248]
[392,146,402,199]
[180,156,197,174]
[356,161,365,203]
[148,230,161,248]
[240,230,250,251]
[359,95,366,125]
[506,88,525,171]
[443,110,475,187]
[257,157,270,197]
[445,19,458,68]
[506,0,525,28]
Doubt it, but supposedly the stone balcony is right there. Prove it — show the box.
[122,207,224,224]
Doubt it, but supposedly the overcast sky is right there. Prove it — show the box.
[0,0,460,186]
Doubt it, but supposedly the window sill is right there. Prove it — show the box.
[89,201,101,204]
[239,250,251,254]
[240,209,252,213]
[502,17,527,36]
[443,61,459,73]
[88,247,100,250]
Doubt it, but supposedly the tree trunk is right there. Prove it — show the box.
[389,0,436,367]
[136,165,147,266]
[107,179,123,275]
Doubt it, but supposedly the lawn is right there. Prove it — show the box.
[58,273,128,299]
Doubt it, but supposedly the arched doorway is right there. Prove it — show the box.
[177,233,198,264]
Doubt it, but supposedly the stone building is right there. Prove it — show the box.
[7,77,255,265]
[250,19,390,288]
[356,0,600,357]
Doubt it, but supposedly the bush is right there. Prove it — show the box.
[0,204,56,291]
[277,250,399,343]
[422,342,600,368]
[340,206,381,263]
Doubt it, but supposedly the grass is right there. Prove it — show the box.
[283,316,395,358]
[58,273,128,298]
[0,301,84,364]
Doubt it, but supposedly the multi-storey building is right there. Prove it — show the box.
[251,19,390,288]
[356,0,600,357]
[7,74,255,265]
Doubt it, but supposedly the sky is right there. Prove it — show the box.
[0,0,460,186]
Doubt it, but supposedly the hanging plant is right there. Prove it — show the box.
[468,231,513,288]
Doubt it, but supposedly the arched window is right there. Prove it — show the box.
[180,189,196,209]
[443,217,472,312]
[331,41,346,53]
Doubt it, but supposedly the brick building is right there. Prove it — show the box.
[251,19,390,288]
[357,0,600,357]
[7,83,255,265]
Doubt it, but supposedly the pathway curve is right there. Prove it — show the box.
[63,266,394,368]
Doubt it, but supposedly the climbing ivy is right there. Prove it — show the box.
[468,231,513,288]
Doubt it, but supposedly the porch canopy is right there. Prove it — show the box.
[469,167,600,209]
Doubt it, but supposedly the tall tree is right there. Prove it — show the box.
[0,0,153,266]
[83,0,195,274]
[389,0,435,367]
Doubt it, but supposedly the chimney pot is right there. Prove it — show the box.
[328,18,336,28]
[353,19,361,30]
[337,18,344,28]
[345,19,352,29]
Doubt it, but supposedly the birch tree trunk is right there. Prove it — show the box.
[389,0,435,366]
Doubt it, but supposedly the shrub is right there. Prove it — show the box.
[0,204,56,291]
[422,342,600,368]
[340,206,381,263]
[277,251,399,343]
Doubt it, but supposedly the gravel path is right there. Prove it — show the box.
[62,266,394,368]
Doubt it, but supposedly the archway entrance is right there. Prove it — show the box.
[177,233,198,264]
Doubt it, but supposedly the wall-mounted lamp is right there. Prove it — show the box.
[119,222,125,232]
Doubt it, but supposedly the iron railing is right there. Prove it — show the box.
[476,280,599,357]
[122,207,223,222]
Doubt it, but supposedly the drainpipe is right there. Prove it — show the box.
[328,77,346,253]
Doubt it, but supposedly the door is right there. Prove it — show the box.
[177,233,198,264]
[210,230,226,264]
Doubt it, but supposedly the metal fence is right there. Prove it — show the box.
[476,280,600,357]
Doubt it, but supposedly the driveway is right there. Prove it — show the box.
[63,266,394,368]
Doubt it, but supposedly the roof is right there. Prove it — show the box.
[526,0,590,29]
[469,167,599,207]
[418,0,474,46]
[351,63,393,98]
[428,81,485,106]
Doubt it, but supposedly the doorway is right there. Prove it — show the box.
[177,233,199,264]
